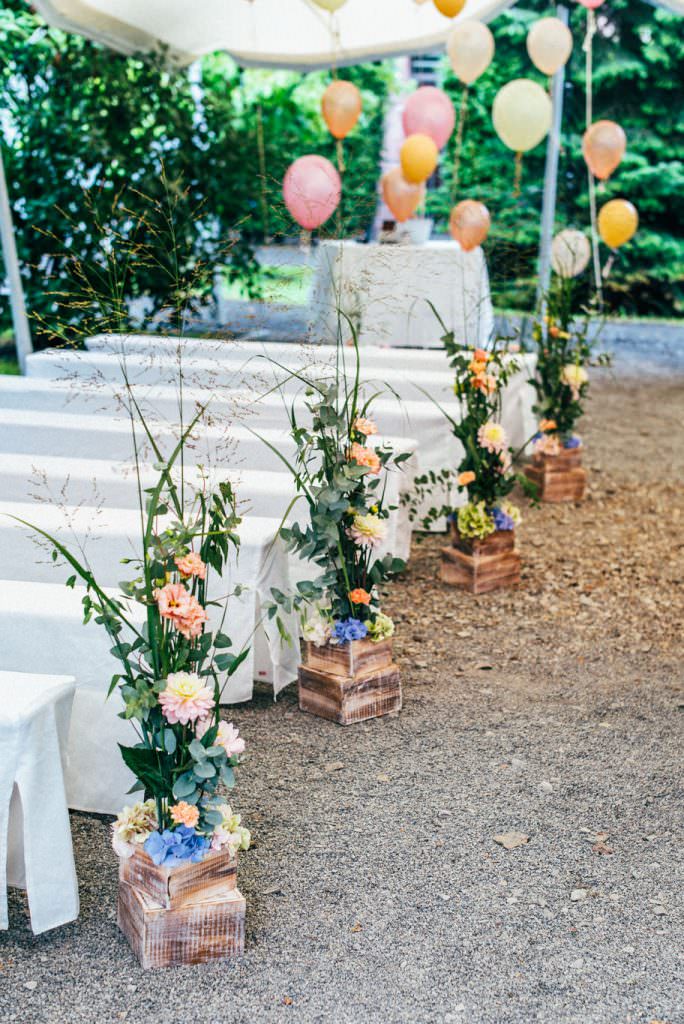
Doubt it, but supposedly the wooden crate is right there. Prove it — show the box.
[119,847,237,910]
[118,880,245,969]
[299,639,401,725]
[524,447,587,503]
[439,528,521,594]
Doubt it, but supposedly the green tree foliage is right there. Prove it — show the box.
[431,0,683,316]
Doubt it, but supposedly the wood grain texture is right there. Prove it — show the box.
[119,848,237,910]
[440,529,521,594]
[298,640,402,725]
[525,447,588,503]
[118,880,245,969]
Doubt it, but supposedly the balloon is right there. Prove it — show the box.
[492,79,552,152]
[598,199,638,249]
[321,80,362,140]
[433,0,466,16]
[577,0,605,8]
[400,133,439,184]
[449,200,491,252]
[381,168,426,223]
[551,229,591,278]
[582,120,627,181]
[402,87,455,150]
[283,155,341,230]
[311,0,347,11]
[526,17,573,76]
[447,20,495,85]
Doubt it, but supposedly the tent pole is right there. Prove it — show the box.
[536,4,568,314]
[0,145,32,372]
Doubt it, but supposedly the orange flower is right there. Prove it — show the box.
[468,359,488,375]
[170,801,200,828]
[353,417,378,437]
[348,588,371,606]
[549,325,560,338]
[458,471,475,486]
[348,442,381,475]
[471,373,497,395]
[539,418,557,433]
[473,348,489,362]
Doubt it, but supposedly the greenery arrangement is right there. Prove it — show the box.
[261,333,406,649]
[529,278,611,454]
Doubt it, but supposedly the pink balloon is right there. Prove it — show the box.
[283,155,341,231]
[402,86,456,151]
[577,0,605,8]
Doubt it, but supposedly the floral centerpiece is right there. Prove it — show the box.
[16,404,252,964]
[261,333,406,724]
[526,279,610,501]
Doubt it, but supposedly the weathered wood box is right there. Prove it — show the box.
[439,526,521,594]
[298,638,402,726]
[117,849,245,968]
[524,446,587,503]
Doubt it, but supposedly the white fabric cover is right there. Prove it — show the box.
[31,0,523,69]
[0,504,299,702]
[0,671,79,934]
[308,240,494,348]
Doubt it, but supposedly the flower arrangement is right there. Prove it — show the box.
[260,332,406,649]
[16,402,252,868]
[530,278,610,453]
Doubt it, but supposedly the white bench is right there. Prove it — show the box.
[1,671,79,934]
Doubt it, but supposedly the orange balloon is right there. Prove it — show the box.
[381,167,425,223]
[582,120,627,180]
[598,199,638,249]
[433,0,466,16]
[321,80,362,140]
[449,199,491,251]
[400,133,439,184]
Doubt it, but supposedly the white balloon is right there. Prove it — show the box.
[527,18,573,76]
[447,20,495,86]
[492,78,552,152]
[551,229,591,278]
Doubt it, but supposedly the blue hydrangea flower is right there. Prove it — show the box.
[563,435,581,449]
[491,506,515,531]
[332,618,368,644]
[531,432,542,444]
[144,825,209,867]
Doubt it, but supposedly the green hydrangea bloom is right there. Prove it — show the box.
[457,501,496,540]
[367,612,395,644]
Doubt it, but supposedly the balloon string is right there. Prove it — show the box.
[583,8,603,306]
[513,151,523,198]
[336,139,344,238]
[602,251,616,280]
[255,102,270,242]
[450,84,469,205]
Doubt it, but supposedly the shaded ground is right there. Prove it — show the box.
[1,373,683,1024]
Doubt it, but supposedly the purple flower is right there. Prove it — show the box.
[332,618,368,644]
[144,825,209,867]
[531,432,542,444]
[491,506,515,531]
[563,435,581,449]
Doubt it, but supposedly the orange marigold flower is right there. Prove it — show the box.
[348,588,371,606]
[170,801,200,828]
[348,442,381,475]
[458,471,476,486]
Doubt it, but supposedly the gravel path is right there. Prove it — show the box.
[1,371,682,1024]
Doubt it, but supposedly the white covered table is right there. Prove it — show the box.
[308,240,494,348]
[1,671,79,934]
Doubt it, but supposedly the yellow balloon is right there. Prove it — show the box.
[527,17,573,76]
[598,199,638,249]
[400,133,439,184]
[447,20,495,85]
[433,0,467,16]
[322,80,362,139]
[583,120,627,181]
[311,0,347,11]
[492,79,552,152]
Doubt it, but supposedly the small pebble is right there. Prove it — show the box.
[571,889,588,902]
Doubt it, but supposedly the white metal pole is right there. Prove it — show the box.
[0,145,32,372]
[536,4,569,313]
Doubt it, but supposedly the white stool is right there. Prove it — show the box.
[0,671,79,934]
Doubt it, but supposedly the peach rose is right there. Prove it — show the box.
[348,588,371,606]
[170,802,200,828]
[348,442,381,475]
[175,551,207,580]
[353,417,378,437]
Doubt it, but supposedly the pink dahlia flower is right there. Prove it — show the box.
[159,672,214,725]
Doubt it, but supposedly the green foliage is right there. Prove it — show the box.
[430,0,684,316]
